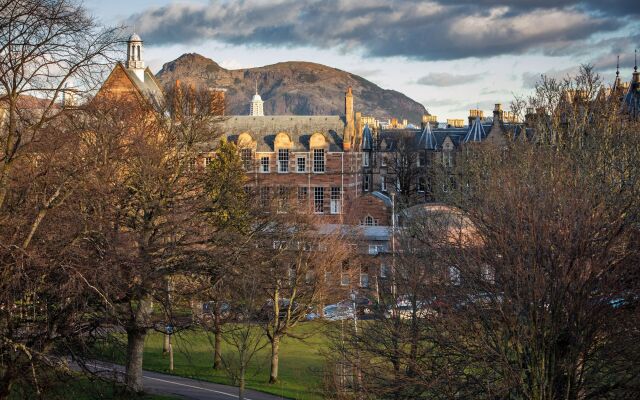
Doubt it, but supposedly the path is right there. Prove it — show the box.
[82,360,290,400]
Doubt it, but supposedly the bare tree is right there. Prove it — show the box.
[77,82,226,393]
[253,211,349,384]
[330,66,640,400]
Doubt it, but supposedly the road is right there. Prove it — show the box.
[82,360,290,400]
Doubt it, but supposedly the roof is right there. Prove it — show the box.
[122,65,164,106]
[418,122,437,150]
[217,115,346,152]
[362,124,373,150]
[463,117,486,143]
[129,33,142,42]
[622,69,640,120]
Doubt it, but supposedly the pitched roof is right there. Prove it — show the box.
[463,117,486,143]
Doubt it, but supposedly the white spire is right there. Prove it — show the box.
[250,81,264,116]
[126,33,145,82]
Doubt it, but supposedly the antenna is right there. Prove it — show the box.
[255,78,258,95]
[616,55,620,77]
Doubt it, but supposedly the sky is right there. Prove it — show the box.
[84,0,640,121]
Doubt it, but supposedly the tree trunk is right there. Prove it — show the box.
[269,335,280,384]
[163,333,170,356]
[125,328,147,393]
[238,367,246,400]
[213,309,222,369]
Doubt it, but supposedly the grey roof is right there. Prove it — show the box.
[463,117,486,143]
[122,66,163,106]
[219,115,345,152]
[319,224,391,241]
[418,122,437,150]
[372,191,393,207]
[362,124,373,150]
[623,69,640,120]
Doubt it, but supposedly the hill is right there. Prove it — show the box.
[155,53,427,122]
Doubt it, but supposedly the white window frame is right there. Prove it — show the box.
[363,152,370,167]
[313,187,324,214]
[313,149,325,173]
[241,148,253,171]
[368,244,385,255]
[380,263,389,278]
[296,156,306,173]
[204,156,213,168]
[359,273,369,288]
[363,175,370,192]
[340,273,350,286]
[380,175,386,191]
[260,156,270,173]
[278,149,289,173]
[330,187,341,215]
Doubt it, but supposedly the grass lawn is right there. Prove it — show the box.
[100,321,333,400]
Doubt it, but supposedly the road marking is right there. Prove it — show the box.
[144,375,255,400]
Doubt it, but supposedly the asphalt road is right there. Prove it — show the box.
[82,360,290,400]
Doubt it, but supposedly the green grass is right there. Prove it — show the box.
[100,321,332,400]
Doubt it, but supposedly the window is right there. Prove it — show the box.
[482,265,495,284]
[313,149,325,172]
[360,273,369,288]
[363,175,370,192]
[449,266,461,285]
[314,187,324,213]
[325,272,333,283]
[380,263,390,278]
[341,273,350,286]
[297,187,308,204]
[188,158,196,171]
[260,156,270,173]
[418,177,426,193]
[381,155,387,167]
[296,156,306,173]
[418,152,426,167]
[330,187,341,214]
[273,240,287,250]
[380,175,386,191]
[277,186,289,213]
[442,151,453,168]
[278,149,289,173]
[204,156,213,168]
[362,215,377,226]
[368,244,385,255]
[241,148,253,171]
[260,187,270,208]
[363,152,370,167]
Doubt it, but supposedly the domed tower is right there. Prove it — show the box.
[249,81,264,116]
[126,33,145,81]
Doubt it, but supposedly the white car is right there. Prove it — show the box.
[323,302,355,321]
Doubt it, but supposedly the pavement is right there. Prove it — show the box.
[80,360,290,400]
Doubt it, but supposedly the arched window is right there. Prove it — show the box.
[136,45,141,61]
[362,215,377,226]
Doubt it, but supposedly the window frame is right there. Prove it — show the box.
[260,156,270,173]
[330,186,341,215]
[296,156,307,173]
[277,149,290,173]
[313,149,325,173]
[313,187,324,214]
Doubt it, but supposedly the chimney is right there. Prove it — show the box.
[524,107,535,126]
[493,103,503,123]
[468,109,483,126]
[343,86,354,151]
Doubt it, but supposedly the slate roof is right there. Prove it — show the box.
[376,120,531,151]
[623,68,640,120]
[219,115,345,152]
[121,64,164,106]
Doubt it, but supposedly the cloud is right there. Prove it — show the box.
[522,66,581,88]
[416,72,483,87]
[127,0,627,61]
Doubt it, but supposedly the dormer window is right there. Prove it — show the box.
[363,152,370,167]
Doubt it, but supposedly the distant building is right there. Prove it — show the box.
[250,86,264,116]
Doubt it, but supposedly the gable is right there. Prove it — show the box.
[95,63,145,102]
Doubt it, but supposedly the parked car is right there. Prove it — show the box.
[323,302,356,321]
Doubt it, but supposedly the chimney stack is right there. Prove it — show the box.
[468,109,484,126]
[493,103,503,123]
[343,86,354,151]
